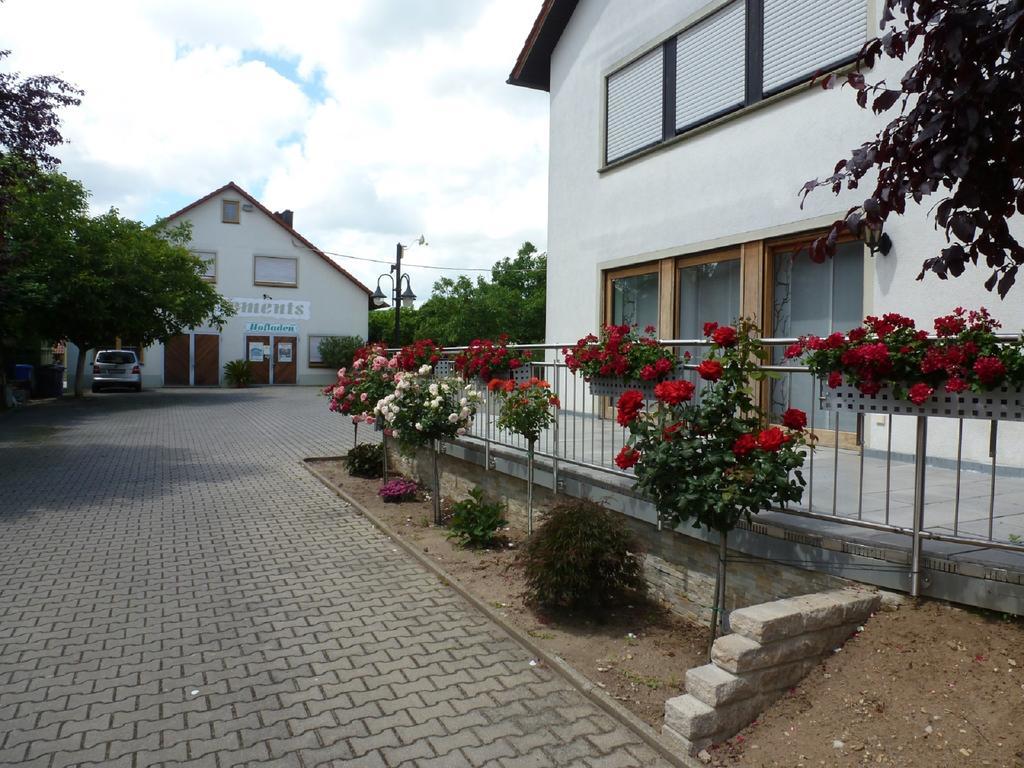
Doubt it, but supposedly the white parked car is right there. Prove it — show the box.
[92,350,142,393]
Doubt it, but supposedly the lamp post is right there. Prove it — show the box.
[372,239,423,347]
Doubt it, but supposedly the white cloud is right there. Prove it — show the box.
[0,0,548,293]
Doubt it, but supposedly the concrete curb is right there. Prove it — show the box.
[303,458,698,768]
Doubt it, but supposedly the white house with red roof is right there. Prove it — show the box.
[68,182,371,390]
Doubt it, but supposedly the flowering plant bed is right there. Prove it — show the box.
[488,376,560,442]
[563,324,680,394]
[786,307,1024,407]
[619,319,811,533]
[378,478,419,503]
[454,335,533,382]
[830,382,1024,421]
[394,339,441,372]
[374,366,481,455]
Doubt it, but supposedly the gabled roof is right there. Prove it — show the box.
[162,181,372,296]
[507,0,579,91]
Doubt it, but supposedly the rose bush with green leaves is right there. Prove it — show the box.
[374,365,481,455]
[620,319,811,534]
[488,376,560,443]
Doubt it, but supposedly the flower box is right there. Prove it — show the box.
[587,377,657,400]
[828,383,1024,421]
[434,359,456,378]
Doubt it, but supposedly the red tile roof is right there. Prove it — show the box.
[508,0,579,91]
[162,181,372,296]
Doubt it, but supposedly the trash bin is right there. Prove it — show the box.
[13,363,33,383]
[37,365,64,398]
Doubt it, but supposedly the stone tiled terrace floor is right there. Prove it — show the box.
[0,388,668,768]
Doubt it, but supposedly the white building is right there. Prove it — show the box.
[69,182,370,389]
[509,0,1024,465]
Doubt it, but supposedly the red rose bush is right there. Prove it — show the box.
[787,308,1024,403]
[618,319,811,534]
[489,376,560,443]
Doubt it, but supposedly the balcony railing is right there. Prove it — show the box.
[418,339,1024,597]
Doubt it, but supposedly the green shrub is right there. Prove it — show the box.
[223,359,253,387]
[518,500,646,612]
[447,487,507,548]
[343,443,384,478]
[318,335,364,370]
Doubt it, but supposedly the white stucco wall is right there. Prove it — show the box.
[69,189,369,389]
[544,0,1024,466]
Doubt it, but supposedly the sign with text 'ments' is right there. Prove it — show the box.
[232,298,311,321]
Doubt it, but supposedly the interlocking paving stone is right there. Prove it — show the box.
[0,388,671,767]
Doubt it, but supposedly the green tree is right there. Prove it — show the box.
[4,170,233,395]
[367,307,418,346]
[414,242,546,346]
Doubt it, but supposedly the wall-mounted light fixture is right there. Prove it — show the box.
[863,221,893,257]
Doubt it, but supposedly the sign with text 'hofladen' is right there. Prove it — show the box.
[232,298,311,321]
[245,322,298,334]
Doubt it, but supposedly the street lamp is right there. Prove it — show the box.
[374,237,425,347]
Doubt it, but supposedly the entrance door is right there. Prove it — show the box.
[165,334,190,386]
[246,335,270,385]
[273,336,297,385]
[194,334,220,386]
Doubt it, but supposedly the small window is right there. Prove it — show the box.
[254,255,298,287]
[193,250,216,283]
[606,47,664,164]
[222,199,240,224]
[309,335,327,367]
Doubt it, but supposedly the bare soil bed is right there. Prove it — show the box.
[710,600,1024,767]
[310,459,709,726]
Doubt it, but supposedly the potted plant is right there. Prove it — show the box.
[374,366,482,523]
[223,359,253,388]
[488,376,560,533]
[562,324,680,398]
[454,335,533,384]
[394,338,442,372]
[619,319,811,641]
[786,307,1024,419]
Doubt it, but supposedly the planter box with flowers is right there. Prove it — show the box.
[563,324,687,400]
[786,307,1024,421]
[454,335,534,386]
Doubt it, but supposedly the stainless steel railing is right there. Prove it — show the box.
[416,339,1024,596]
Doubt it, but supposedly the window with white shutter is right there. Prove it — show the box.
[675,0,746,131]
[605,46,664,164]
[254,255,298,287]
[762,0,866,93]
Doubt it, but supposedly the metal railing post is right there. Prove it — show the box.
[910,415,928,597]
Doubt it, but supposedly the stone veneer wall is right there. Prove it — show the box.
[389,444,851,626]
[663,588,881,756]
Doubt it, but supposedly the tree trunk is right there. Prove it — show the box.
[73,343,88,397]
[708,530,728,658]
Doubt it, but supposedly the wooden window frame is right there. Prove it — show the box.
[253,255,299,289]
[222,199,241,224]
[672,248,743,338]
[603,262,662,332]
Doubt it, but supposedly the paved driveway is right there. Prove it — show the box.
[0,388,667,768]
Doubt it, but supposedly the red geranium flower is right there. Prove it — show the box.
[973,356,1006,386]
[907,383,934,405]
[697,360,723,381]
[781,408,808,430]
[703,321,719,337]
[757,427,789,452]
[616,390,645,427]
[783,342,804,359]
[711,325,737,347]
[945,377,968,393]
[614,446,641,469]
[828,371,843,388]
[732,433,757,457]
[653,379,696,405]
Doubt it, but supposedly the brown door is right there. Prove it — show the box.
[273,336,297,384]
[246,335,270,384]
[194,334,219,386]
[165,334,190,386]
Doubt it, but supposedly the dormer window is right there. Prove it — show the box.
[222,199,240,224]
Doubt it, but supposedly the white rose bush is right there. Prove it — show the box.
[374,365,481,522]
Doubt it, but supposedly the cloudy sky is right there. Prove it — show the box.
[0,0,548,295]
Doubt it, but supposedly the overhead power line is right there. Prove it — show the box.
[290,238,544,273]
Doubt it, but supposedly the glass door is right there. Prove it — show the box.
[677,253,742,387]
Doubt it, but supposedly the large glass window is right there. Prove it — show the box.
[771,239,864,430]
[611,272,659,332]
[678,256,742,387]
